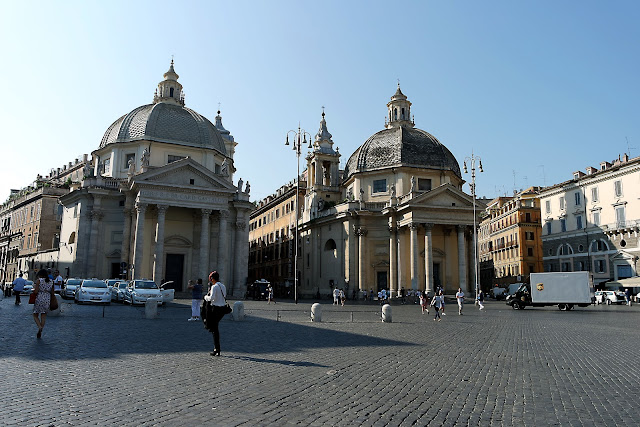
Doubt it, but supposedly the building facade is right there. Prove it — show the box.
[248,178,306,295]
[478,187,544,288]
[540,155,640,287]
[55,62,251,295]
[293,87,478,299]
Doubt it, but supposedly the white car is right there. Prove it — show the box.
[75,279,111,304]
[124,280,163,306]
[595,290,625,305]
[61,278,82,299]
[110,281,128,302]
[20,280,34,295]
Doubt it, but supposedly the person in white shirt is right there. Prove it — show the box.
[333,288,340,305]
[455,288,464,315]
[53,271,63,294]
[204,271,227,357]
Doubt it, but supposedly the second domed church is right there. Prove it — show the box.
[297,86,478,297]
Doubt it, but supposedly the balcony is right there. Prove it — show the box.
[603,220,640,235]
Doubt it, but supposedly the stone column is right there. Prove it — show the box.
[457,225,468,294]
[356,227,367,291]
[200,209,212,282]
[133,203,147,279]
[233,219,247,296]
[86,210,103,278]
[121,207,133,272]
[389,223,398,296]
[153,205,168,283]
[424,223,434,294]
[217,210,229,282]
[409,222,419,290]
[75,209,91,278]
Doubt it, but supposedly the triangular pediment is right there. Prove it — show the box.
[404,183,476,209]
[131,157,236,192]
[611,250,635,261]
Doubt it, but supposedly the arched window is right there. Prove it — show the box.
[324,239,337,251]
[68,232,76,244]
[394,108,398,120]
[401,107,405,119]
[170,87,174,97]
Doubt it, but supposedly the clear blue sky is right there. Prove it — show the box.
[2,1,639,202]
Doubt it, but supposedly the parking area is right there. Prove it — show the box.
[1,296,639,426]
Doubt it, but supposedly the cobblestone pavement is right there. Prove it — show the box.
[1,294,639,426]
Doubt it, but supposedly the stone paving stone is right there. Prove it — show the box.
[1,298,640,425]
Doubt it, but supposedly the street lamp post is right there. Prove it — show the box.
[463,152,483,301]
[285,125,312,304]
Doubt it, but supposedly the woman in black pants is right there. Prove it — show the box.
[204,271,227,356]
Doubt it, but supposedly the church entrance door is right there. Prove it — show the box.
[165,254,184,291]
[376,271,388,292]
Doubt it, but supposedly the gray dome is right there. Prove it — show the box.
[99,102,227,155]
[344,126,461,180]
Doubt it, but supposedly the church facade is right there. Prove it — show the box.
[297,87,479,298]
[57,62,252,296]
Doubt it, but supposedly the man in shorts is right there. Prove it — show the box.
[456,288,464,315]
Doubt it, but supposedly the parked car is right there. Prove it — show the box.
[159,281,175,304]
[21,280,34,295]
[105,279,121,289]
[595,290,626,305]
[75,279,111,304]
[491,287,507,300]
[124,280,163,306]
[110,281,128,302]
[61,278,82,299]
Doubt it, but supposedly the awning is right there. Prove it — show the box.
[605,277,640,289]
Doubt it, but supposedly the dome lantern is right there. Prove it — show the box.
[153,59,184,106]
[386,83,413,130]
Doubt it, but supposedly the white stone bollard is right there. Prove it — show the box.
[382,304,392,323]
[145,298,159,319]
[232,301,245,321]
[311,303,322,322]
[48,294,63,317]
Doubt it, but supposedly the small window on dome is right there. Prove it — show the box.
[394,109,398,120]
[373,179,387,194]
[401,108,405,120]
[170,88,174,98]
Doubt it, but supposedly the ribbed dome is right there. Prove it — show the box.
[99,102,227,155]
[343,126,461,180]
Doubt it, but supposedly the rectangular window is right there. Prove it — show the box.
[560,218,566,232]
[168,155,185,164]
[103,158,111,174]
[592,211,600,226]
[418,178,432,191]
[615,206,626,227]
[559,197,565,210]
[614,180,622,197]
[372,179,387,193]
[125,153,135,169]
[525,232,534,240]
[545,200,551,213]
[527,247,534,256]
[574,192,581,206]
[595,260,606,273]
[591,187,598,203]
[576,215,583,230]
[547,222,552,234]
[525,212,531,222]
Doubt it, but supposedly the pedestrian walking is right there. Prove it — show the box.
[33,269,54,339]
[339,289,346,306]
[441,292,446,316]
[420,290,429,314]
[187,279,203,321]
[363,289,368,301]
[267,284,275,304]
[333,287,340,305]
[625,288,632,306]
[477,289,485,310]
[432,290,444,321]
[12,273,26,305]
[204,271,227,357]
[53,270,63,294]
[456,288,464,315]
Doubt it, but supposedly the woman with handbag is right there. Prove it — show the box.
[33,269,54,338]
[204,271,228,357]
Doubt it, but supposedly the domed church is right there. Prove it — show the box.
[57,62,253,296]
[298,86,478,297]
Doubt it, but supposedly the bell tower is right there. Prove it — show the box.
[304,110,341,220]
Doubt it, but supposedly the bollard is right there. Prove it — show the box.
[145,298,159,319]
[48,294,63,317]
[382,304,392,323]
[311,303,322,322]
[232,301,245,321]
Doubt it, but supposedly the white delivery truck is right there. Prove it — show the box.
[505,272,593,310]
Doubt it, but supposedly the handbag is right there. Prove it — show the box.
[49,293,59,311]
[28,292,37,304]
[221,288,232,315]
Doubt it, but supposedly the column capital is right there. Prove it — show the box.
[218,209,230,219]
[409,222,419,230]
[457,224,467,232]
[201,208,213,217]
[157,204,169,214]
[355,227,368,236]
[388,225,397,233]
[135,202,148,213]
[423,222,434,231]
[90,210,103,220]
[235,221,246,231]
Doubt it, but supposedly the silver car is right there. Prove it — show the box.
[61,278,82,299]
[110,281,128,302]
